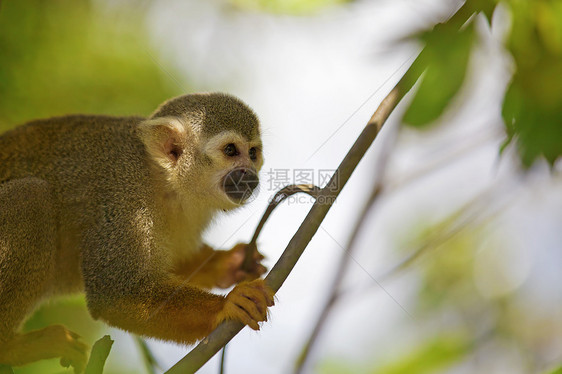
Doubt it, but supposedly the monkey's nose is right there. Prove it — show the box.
[222,168,259,203]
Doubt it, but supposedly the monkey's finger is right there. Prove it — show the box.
[246,279,274,307]
[255,264,267,276]
[228,248,245,268]
[68,330,81,339]
[242,257,267,275]
[234,270,250,282]
[263,286,275,307]
[253,279,275,305]
[243,284,273,316]
[235,308,260,331]
[239,261,266,278]
[60,357,71,368]
[253,250,265,261]
[60,353,87,374]
[233,281,273,314]
[222,300,260,330]
[66,339,89,373]
[230,243,247,256]
[234,271,259,283]
[231,293,265,322]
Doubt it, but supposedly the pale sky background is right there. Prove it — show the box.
[98,0,562,373]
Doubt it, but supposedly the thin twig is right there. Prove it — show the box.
[376,181,519,283]
[219,346,226,374]
[242,184,322,271]
[135,336,159,374]
[330,177,519,307]
[386,125,503,193]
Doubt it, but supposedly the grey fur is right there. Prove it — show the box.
[150,92,260,140]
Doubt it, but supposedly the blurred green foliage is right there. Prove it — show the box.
[402,0,562,167]
[319,334,469,374]
[0,0,182,130]
[0,0,182,373]
[415,226,482,312]
[403,22,475,127]
[319,209,562,373]
[372,334,470,374]
[501,0,562,167]
[229,0,350,15]
[545,366,562,374]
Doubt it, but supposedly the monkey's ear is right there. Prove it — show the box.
[138,118,186,167]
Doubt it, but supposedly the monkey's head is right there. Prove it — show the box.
[138,93,263,211]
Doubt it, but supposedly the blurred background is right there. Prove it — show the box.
[1,0,561,373]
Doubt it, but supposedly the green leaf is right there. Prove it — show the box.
[543,366,562,374]
[228,0,350,15]
[85,335,114,374]
[372,334,470,374]
[501,0,562,167]
[501,73,562,167]
[403,22,475,127]
[0,0,182,128]
[0,365,14,374]
[464,0,499,25]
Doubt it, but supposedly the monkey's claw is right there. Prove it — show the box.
[217,279,275,330]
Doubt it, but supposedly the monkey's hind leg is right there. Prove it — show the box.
[0,178,88,372]
[0,326,88,373]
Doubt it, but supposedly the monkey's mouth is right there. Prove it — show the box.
[221,167,259,203]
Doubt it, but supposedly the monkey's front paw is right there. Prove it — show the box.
[216,279,275,330]
[215,243,267,288]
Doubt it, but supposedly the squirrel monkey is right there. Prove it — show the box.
[0,93,274,372]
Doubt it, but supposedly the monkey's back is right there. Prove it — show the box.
[0,114,146,192]
[0,114,157,237]
[0,114,159,293]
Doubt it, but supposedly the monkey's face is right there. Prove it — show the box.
[141,93,263,211]
[199,131,263,209]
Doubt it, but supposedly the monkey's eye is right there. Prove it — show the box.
[249,147,258,161]
[224,143,239,157]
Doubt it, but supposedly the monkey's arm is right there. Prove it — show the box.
[82,222,273,343]
[172,243,267,289]
[87,274,272,343]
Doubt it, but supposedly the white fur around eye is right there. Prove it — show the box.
[203,131,246,155]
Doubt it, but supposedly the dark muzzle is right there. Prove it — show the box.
[222,168,259,203]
